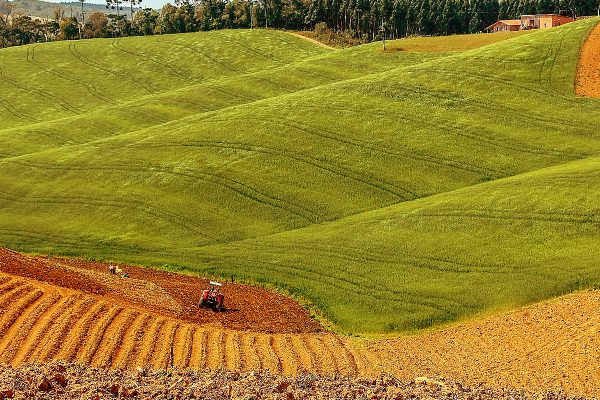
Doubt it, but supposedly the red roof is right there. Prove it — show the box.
[497,20,521,26]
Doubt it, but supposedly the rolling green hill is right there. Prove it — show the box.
[0,21,599,334]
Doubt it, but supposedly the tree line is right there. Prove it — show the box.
[1,0,598,48]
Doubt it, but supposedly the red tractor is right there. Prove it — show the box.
[198,281,225,312]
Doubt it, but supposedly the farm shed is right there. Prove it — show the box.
[485,20,521,32]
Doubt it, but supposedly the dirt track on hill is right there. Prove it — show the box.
[0,248,598,397]
[576,22,600,97]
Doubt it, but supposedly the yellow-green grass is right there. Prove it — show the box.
[386,30,532,52]
[0,21,598,333]
[196,156,600,333]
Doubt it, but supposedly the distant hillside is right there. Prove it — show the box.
[6,0,140,19]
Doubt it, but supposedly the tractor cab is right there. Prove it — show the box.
[198,281,224,312]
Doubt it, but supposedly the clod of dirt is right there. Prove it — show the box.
[53,373,68,387]
[109,383,120,396]
[37,377,52,391]
[0,389,14,399]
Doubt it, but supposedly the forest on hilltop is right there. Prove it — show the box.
[1,0,597,48]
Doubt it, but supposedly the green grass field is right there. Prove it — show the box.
[0,20,599,334]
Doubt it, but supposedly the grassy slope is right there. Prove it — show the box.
[0,20,598,333]
[197,156,600,333]
[386,30,531,52]
[0,33,435,158]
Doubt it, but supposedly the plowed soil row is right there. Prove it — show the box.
[0,248,598,397]
[576,21,600,97]
[0,272,357,375]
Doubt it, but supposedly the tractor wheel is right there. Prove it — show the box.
[198,299,205,308]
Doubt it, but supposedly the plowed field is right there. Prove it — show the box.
[0,248,321,333]
[576,21,600,97]
[0,248,598,397]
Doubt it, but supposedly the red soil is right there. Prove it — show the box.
[0,247,321,333]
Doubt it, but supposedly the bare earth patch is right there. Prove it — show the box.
[576,22,600,97]
[363,289,600,397]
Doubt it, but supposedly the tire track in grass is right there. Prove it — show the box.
[111,38,190,81]
[57,301,109,363]
[93,309,139,368]
[76,306,123,365]
[414,210,600,226]
[547,28,569,94]
[423,66,587,116]
[3,160,322,224]
[154,38,240,74]
[265,101,586,159]
[218,257,465,316]
[11,293,66,366]
[120,314,153,370]
[0,92,31,121]
[0,187,214,242]
[69,43,157,94]
[0,59,80,115]
[271,117,503,180]
[0,293,58,364]
[29,45,114,104]
[263,242,513,275]
[149,140,416,203]
[538,30,562,89]
[38,297,95,363]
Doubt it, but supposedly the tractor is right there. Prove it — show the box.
[198,281,225,312]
